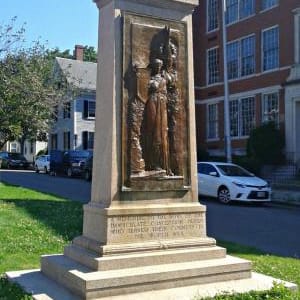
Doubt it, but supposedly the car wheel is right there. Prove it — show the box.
[44,166,48,174]
[218,187,231,204]
[67,167,73,177]
[35,165,40,173]
[85,170,91,181]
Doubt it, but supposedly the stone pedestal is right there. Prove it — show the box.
[6,0,297,299]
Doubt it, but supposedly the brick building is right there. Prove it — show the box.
[193,0,300,162]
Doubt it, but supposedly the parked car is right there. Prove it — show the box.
[81,155,93,181]
[197,162,271,204]
[49,150,92,177]
[34,155,50,174]
[0,152,30,169]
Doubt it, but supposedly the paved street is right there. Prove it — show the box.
[1,170,300,258]
[0,169,91,203]
[201,198,300,258]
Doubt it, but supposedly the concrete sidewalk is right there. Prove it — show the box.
[272,184,300,206]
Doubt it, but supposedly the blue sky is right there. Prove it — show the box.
[1,0,98,51]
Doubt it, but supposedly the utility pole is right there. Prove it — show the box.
[221,0,232,163]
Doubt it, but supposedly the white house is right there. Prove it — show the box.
[49,45,97,152]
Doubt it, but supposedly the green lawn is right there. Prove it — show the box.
[0,182,299,299]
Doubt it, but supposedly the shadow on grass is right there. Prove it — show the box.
[2,198,83,241]
[217,240,265,256]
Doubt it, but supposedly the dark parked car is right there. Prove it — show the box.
[81,155,93,181]
[0,152,30,169]
[49,150,92,177]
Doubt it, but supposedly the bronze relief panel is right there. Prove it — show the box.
[122,13,190,192]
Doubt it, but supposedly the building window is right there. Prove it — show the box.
[51,134,57,150]
[230,97,255,137]
[10,142,18,153]
[239,0,255,19]
[82,131,94,150]
[63,102,71,119]
[83,100,96,119]
[262,26,279,71]
[207,0,219,32]
[227,35,255,79]
[262,0,278,11]
[226,0,239,24]
[207,47,220,84]
[226,0,254,24]
[230,100,239,137]
[241,36,255,76]
[262,92,279,126]
[227,41,239,79]
[207,103,218,139]
[63,132,71,150]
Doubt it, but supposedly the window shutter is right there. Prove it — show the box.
[83,100,88,119]
[82,131,88,150]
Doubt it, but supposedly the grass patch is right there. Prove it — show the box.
[0,182,83,299]
[0,182,299,299]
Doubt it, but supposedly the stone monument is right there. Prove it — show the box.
[7,0,297,299]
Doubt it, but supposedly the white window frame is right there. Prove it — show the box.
[206,103,219,140]
[294,8,300,64]
[261,25,279,72]
[230,96,256,138]
[10,142,18,153]
[207,46,220,85]
[227,40,240,80]
[261,0,279,12]
[227,34,255,80]
[207,0,219,33]
[262,91,279,127]
[226,0,255,25]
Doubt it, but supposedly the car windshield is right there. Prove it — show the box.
[216,165,253,177]
[8,153,26,160]
[68,151,91,159]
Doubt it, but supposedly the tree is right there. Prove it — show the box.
[0,17,25,56]
[0,19,75,151]
[83,45,97,62]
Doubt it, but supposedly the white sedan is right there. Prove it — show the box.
[197,162,271,204]
[34,155,50,174]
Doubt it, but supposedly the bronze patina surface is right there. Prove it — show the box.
[123,13,189,191]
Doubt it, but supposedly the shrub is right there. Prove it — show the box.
[233,156,262,176]
[247,122,284,165]
[197,147,210,161]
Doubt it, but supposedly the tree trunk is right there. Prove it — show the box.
[20,136,26,155]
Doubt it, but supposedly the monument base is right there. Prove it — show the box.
[7,269,297,300]
[6,202,298,298]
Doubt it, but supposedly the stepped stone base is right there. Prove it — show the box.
[5,202,298,299]
[7,269,297,300]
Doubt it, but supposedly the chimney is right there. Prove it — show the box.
[74,45,84,61]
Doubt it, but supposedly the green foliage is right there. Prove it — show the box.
[233,156,262,176]
[198,283,297,300]
[197,147,210,161]
[247,122,285,165]
[0,276,32,300]
[0,18,77,150]
[83,45,97,62]
[36,148,48,156]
